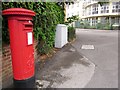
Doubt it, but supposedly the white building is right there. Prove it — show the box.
[81,0,120,26]
[66,0,120,27]
[65,1,83,18]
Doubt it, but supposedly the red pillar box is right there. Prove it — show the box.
[2,8,36,88]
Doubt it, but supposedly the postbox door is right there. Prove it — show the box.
[16,20,34,79]
[23,21,34,79]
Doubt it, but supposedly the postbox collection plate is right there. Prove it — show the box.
[27,32,33,45]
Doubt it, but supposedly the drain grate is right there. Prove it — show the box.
[81,45,94,50]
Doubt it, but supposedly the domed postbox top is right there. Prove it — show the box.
[2,8,35,16]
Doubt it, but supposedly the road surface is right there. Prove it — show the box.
[72,29,118,88]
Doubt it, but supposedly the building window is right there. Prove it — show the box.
[92,4,98,15]
[111,17,120,24]
[118,17,120,24]
[92,17,98,26]
[101,17,109,24]
[111,17,115,24]
[89,6,91,15]
[112,1,120,13]
[88,18,91,24]
[115,17,120,24]
[83,10,85,16]
[101,4,109,13]
[86,7,91,16]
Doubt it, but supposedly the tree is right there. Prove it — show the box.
[98,2,109,6]
[56,0,76,21]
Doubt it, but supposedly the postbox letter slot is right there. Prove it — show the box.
[25,24,32,28]
[24,22,33,30]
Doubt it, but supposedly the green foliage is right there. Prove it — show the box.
[57,1,74,9]
[78,20,90,29]
[77,20,113,30]
[103,24,112,30]
[96,23,103,29]
[65,15,79,25]
[65,15,78,42]
[83,21,90,29]
[2,2,64,55]
[89,26,96,29]
[98,2,109,6]
[68,26,76,42]
[96,22,112,30]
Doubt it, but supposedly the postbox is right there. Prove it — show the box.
[2,8,36,88]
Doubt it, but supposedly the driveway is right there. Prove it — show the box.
[72,29,118,88]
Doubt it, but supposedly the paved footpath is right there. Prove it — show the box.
[36,44,95,88]
[72,29,118,88]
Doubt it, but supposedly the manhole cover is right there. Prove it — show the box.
[81,45,94,50]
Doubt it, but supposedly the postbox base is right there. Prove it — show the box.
[13,76,35,88]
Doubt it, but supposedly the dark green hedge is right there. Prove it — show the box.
[2,2,64,55]
[68,26,76,42]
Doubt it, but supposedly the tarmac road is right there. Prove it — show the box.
[72,29,118,88]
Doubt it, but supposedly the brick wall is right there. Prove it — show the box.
[0,48,2,89]
[2,45,13,88]
[2,41,38,88]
